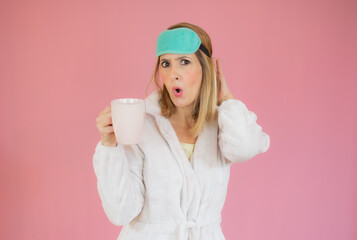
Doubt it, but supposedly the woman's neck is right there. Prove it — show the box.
[170,106,195,129]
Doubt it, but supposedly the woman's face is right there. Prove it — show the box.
[159,53,203,109]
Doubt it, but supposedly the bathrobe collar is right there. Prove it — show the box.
[145,90,162,117]
[144,89,219,169]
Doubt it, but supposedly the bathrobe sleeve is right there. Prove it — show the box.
[218,99,270,164]
[93,140,145,225]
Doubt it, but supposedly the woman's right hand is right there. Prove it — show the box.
[96,105,117,147]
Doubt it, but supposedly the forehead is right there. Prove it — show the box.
[159,53,196,60]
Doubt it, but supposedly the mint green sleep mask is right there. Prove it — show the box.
[155,27,211,58]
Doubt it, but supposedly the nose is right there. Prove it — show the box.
[169,65,180,80]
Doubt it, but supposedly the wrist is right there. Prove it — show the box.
[218,92,235,105]
[102,141,117,147]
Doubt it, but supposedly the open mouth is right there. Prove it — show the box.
[173,87,183,97]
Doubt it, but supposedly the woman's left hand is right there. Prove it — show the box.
[215,58,234,105]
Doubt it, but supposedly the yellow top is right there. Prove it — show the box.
[180,142,195,160]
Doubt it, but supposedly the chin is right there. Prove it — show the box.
[172,98,193,108]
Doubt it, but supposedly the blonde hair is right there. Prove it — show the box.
[146,22,217,138]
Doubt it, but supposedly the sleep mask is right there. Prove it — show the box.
[155,27,211,58]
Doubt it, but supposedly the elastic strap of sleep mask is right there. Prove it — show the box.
[199,44,211,58]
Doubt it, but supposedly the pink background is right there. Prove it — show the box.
[1,0,356,239]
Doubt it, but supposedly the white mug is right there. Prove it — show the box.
[111,98,146,145]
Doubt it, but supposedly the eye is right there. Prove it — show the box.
[181,59,190,65]
[161,61,169,68]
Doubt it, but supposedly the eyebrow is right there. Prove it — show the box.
[160,56,190,62]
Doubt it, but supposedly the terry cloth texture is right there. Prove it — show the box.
[93,90,270,240]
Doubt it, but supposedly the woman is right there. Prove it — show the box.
[93,22,270,240]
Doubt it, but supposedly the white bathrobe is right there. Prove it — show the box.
[93,90,270,240]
